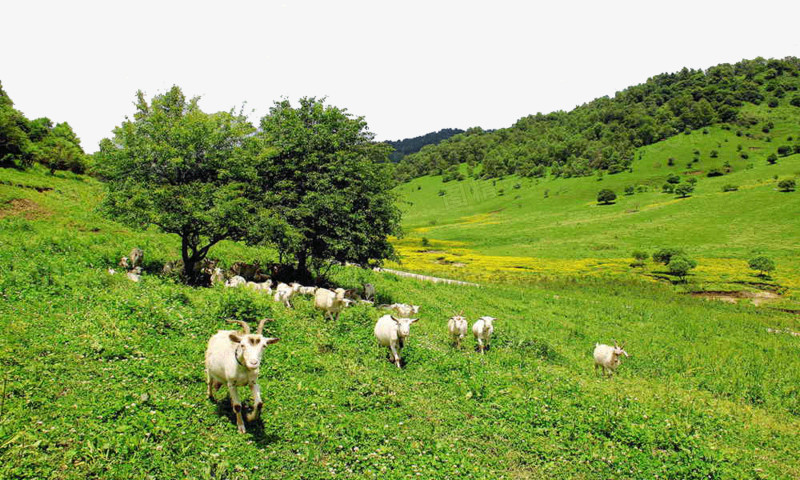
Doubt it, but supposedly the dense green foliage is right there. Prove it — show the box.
[395,57,800,182]
[778,178,796,192]
[256,97,402,279]
[596,188,616,204]
[97,86,268,284]
[748,255,776,276]
[0,81,87,173]
[2,167,800,478]
[386,128,464,162]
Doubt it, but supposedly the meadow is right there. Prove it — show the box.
[392,104,800,303]
[1,156,800,478]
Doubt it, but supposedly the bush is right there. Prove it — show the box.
[707,168,724,177]
[768,98,779,108]
[790,95,800,107]
[710,150,719,158]
[667,255,697,281]
[631,250,648,267]
[653,247,685,265]
[596,189,616,205]
[740,152,749,159]
[662,183,675,194]
[721,184,739,192]
[667,157,675,166]
[666,173,681,184]
[767,154,778,165]
[777,145,792,156]
[778,179,796,192]
[421,237,430,247]
[438,189,446,196]
[624,185,635,195]
[748,256,775,277]
[687,177,698,185]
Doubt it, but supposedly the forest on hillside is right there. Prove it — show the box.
[393,57,800,182]
[387,128,464,162]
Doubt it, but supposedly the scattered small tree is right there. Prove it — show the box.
[675,183,694,198]
[748,256,775,277]
[721,184,739,192]
[662,183,675,194]
[707,168,724,177]
[778,178,796,192]
[597,189,616,205]
[666,173,681,184]
[686,177,698,185]
[767,153,778,165]
[652,247,684,265]
[624,185,635,195]
[667,255,697,282]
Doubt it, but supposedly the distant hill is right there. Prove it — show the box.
[386,128,465,162]
[394,57,800,182]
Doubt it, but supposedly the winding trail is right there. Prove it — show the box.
[374,267,480,287]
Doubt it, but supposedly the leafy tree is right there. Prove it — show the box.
[767,153,778,164]
[687,177,698,185]
[34,122,87,174]
[748,256,775,277]
[777,145,791,156]
[596,188,616,205]
[0,81,33,167]
[256,97,402,280]
[675,183,694,198]
[653,247,684,265]
[778,178,796,192]
[668,255,697,281]
[662,183,675,193]
[98,86,267,284]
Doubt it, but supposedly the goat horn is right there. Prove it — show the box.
[227,319,250,334]
[613,339,618,347]
[256,318,273,335]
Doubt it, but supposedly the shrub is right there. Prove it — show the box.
[513,183,521,189]
[653,247,685,265]
[624,185,635,195]
[707,168,724,177]
[421,237,430,247]
[777,145,792,156]
[631,250,648,267]
[710,150,719,158]
[687,177,698,185]
[721,184,739,192]
[596,189,616,205]
[667,157,675,166]
[675,183,694,198]
[768,98,779,108]
[790,95,800,107]
[748,256,775,277]
[662,183,675,194]
[767,154,778,165]
[666,173,681,184]
[438,189,446,196]
[740,152,749,159]
[778,179,796,192]
[668,255,697,281]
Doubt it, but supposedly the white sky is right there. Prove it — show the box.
[2,0,799,153]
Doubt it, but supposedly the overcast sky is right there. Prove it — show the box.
[3,0,799,152]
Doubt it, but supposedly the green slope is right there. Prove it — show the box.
[2,164,800,478]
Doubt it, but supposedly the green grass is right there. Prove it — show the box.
[2,164,800,478]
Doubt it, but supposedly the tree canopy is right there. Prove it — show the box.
[256,97,401,280]
[98,86,271,284]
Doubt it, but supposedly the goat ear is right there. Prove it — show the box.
[264,337,280,345]
[229,333,242,343]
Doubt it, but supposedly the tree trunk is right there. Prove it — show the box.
[181,236,201,286]
[295,250,311,284]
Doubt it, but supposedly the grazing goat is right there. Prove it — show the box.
[297,286,318,296]
[246,280,273,293]
[205,319,280,433]
[363,283,375,302]
[273,282,301,308]
[374,314,419,368]
[593,341,629,377]
[472,316,495,354]
[129,248,144,269]
[314,287,352,321]
[225,275,247,288]
[447,312,468,348]
[380,303,420,318]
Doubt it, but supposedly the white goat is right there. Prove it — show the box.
[593,341,629,377]
[363,283,375,302]
[225,275,247,288]
[380,303,420,318]
[273,282,301,308]
[297,286,318,296]
[472,316,495,354]
[447,312,468,348]
[246,279,273,293]
[210,267,226,287]
[205,319,280,433]
[314,287,352,321]
[374,314,419,368]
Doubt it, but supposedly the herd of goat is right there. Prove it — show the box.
[113,249,630,434]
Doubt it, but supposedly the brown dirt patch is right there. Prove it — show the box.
[690,290,780,306]
[0,198,52,220]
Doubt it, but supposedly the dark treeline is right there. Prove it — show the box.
[0,82,87,174]
[393,57,800,183]
[387,128,465,162]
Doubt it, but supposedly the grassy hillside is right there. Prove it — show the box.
[392,104,800,303]
[2,165,800,478]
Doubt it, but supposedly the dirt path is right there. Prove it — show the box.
[374,267,480,287]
